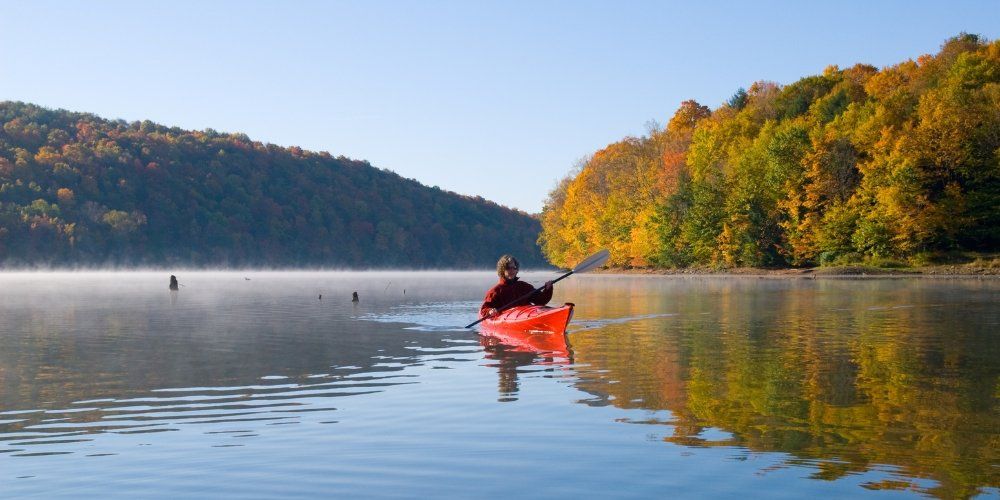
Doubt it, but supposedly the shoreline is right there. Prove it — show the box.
[0,265,996,278]
[592,264,1000,279]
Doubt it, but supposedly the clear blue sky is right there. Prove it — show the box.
[1,1,997,213]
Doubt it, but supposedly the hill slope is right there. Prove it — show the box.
[0,102,545,268]
[540,33,999,269]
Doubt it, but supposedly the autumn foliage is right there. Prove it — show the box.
[0,104,545,268]
[540,34,999,268]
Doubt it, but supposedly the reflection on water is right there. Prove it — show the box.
[0,272,476,460]
[479,335,572,403]
[562,277,999,499]
[0,272,996,498]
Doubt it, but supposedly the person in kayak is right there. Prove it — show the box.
[480,255,553,318]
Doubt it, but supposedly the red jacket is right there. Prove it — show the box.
[480,277,553,318]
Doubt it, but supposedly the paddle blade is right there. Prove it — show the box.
[571,249,610,274]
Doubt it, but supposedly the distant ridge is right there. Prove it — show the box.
[0,102,546,268]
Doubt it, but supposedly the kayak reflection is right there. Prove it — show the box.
[477,304,575,402]
[480,335,572,402]
[478,326,572,358]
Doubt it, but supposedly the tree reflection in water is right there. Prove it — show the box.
[497,278,998,498]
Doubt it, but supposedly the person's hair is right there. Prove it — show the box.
[496,254,519,277]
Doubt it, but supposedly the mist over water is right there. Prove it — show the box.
[0,272,996,498]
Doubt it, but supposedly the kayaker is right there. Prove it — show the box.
[480,255,553,318]
[169,275,179,291]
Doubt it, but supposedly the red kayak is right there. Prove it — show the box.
[479,303,574,355]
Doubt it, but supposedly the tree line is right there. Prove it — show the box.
[0,102,545,268]
[540,34,999,269]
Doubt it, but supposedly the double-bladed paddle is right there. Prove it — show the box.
[465,249,610,329]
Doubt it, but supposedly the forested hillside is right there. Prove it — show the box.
[0,102,545,268]
[540,34,999,268]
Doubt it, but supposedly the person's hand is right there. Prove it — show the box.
[543,281,553,292]
[486,308,499,317]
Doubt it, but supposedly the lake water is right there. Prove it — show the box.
[0,272,997,498]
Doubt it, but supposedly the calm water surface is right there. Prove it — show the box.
[0,272,997,498]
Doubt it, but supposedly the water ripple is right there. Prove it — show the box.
[0,364,429,458]
[361,301,480,331]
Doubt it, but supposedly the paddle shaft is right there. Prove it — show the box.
[464,271,572,329]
